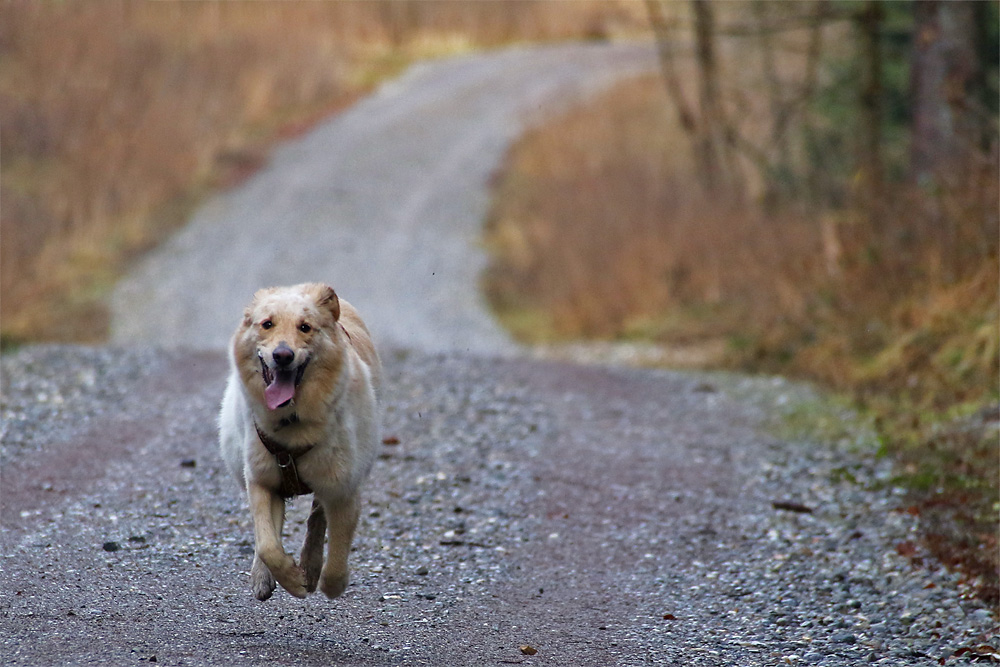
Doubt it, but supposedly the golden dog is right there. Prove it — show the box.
[219,283,380,600]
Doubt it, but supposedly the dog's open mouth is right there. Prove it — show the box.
[259,355,308,410]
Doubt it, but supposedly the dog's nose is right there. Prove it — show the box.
[272,344,294,368]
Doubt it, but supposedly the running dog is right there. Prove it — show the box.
[219,282,380,600]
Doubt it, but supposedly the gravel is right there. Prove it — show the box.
[3,40,996,666]
[2,345,997,665]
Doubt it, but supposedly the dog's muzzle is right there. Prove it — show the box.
[259,352,309,410]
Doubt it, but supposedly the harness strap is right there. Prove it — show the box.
[254,422,313,498]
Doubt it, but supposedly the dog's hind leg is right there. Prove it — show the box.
[319,494,361,599]
[301,498,326,593]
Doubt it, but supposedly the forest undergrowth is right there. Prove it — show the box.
[484,71,998,604]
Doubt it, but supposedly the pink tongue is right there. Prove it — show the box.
[264,373,296,410]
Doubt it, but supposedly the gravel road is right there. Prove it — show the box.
[3,42,997,665]
[110,42,657,355]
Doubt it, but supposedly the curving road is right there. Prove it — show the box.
[111,42,658,355]
[3,43,995,666]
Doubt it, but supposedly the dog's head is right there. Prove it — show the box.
[233,282,342,411]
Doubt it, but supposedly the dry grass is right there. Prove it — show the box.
[484,74,826,346]
[0,0,642,345]
[485,70,998,404]
[484,72,998,601]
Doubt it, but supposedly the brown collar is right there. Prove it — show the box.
[254,422,313,498]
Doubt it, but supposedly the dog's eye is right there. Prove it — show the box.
[299,323,311,333]
[261,319,273,330]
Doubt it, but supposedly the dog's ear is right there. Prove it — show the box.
[312,283,340,322]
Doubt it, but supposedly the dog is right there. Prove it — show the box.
[218,282,381,600]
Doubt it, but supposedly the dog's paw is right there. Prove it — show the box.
[256,547,309,599]
[274,562,309,599]
[250,556,276,602]
[319,569,349,599]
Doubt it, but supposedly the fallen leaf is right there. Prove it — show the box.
[663,613,677,620]
[952,645,1000,662]
[974,645,1000,660]
[519,645,537,656]
[382,436,400,445]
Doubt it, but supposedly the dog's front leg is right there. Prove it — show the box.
[247,483,307,599]
[319,494,360,599]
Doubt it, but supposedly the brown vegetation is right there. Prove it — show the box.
[485,75,834,350]
[484,44,998,601]
[0,0,640,345]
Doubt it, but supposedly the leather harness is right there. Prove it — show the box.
[254,422,313,498]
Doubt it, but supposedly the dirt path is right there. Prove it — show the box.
[110,42,657,355]
[3,43,996,665]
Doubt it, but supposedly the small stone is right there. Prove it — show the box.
[415,565,429,576]
[102,541,120,552]
[970,608,995,624]
[832,632,857,644]
[179,459,196,468]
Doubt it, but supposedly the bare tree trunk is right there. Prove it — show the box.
[646,0,741,197]
[857,0,884,206]
[644,0,698,134]
[802,0,830,209]
[691,0,742,197]
[753,0,792,204]
[909,0,979,185]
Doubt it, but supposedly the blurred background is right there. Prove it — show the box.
[1,1,997,602]
[0,0,644,344]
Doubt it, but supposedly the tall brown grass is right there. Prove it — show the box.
[484,72,998,601]
[0,0,641,344]
[484,75,827,346]
[485,72,998,402]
